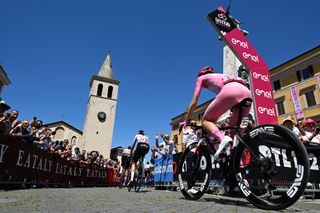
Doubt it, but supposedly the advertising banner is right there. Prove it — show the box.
[0,135,107,183]
[154,154,173,183]
[290,86,304,119]
[207,7,278,125]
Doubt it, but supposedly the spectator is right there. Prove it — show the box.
[0,100,11,134]
[56,139,71,158]
[301,118,320,145]
[71,147,81,161]
[7,110,19,130]
[1,109,19,134]
[150,147,160,165]
[10,120,29,136]
[48,141,57,154]
[10,120,37,143]
[79,149,87,164]
[0,100,10,116]
[155,131,176,155]
[34,128,52,150]
[282,116,301,137]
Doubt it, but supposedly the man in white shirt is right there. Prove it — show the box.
[155,131,176,156]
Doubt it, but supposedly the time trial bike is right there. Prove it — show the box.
[178,98,310,210]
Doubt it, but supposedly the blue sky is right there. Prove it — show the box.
[1,0,319,160]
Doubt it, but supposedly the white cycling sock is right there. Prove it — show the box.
[213,135,232,160]
[130,171,134,181]
[124,176,127,184]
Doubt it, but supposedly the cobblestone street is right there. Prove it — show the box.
[1,187,320,213]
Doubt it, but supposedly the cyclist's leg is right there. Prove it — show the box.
[119,166,125,187]
[202,91,230,142]
[129,152,138,184]
[228,87,251,138]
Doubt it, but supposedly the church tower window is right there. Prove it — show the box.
[97,84,103,96]
[107,86,113,99]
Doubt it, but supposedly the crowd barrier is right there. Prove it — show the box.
[0,135,119,188]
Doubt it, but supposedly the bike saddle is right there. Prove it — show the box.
[234,98,253,109]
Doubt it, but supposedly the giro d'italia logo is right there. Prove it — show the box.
[218,13,227,20]
[215,12,231,28]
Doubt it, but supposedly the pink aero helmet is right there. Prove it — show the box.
[198,66,214,77]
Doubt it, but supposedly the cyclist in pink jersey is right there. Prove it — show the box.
[181,66,251,160]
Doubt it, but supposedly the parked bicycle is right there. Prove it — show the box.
[178,98,310,210]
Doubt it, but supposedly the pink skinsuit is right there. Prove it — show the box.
[193,73,251,142]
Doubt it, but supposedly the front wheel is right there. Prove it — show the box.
[233,124,310,210]
[178,142,212,200]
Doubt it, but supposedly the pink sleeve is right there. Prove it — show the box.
[193,78,203,97]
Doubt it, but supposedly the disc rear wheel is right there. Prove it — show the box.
[233,124,309,210]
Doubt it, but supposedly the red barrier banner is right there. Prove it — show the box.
[207,7,278,125]
[0,135,107,183]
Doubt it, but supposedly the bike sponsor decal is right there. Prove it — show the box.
[309,153,319,171]
[200,156,207,170]
[287,165,304,198]
[199,173,209,192]
[178,174,184,190]
[249,126,274,138]
[236,173,251,197]
[255,89,273,99]
[258,145,320,172]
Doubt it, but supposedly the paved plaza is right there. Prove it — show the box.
[1,187,320,213]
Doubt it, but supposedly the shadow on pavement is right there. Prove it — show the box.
[202,197,251,207]
[134,189,152,193]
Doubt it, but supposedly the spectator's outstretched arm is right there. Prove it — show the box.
[160,131,174,145]
[155,133,160,148]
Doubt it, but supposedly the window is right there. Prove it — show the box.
[54,127,65,141]
[296,66,314,82]
[275,98,285,115]
[107,86,113,99]
[305,91,316,107]
[71,136,77,145]
[301,86,317,107]
[273,80,281,91]
[97,84,103,96]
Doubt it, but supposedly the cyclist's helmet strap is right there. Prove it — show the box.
[198,66,214,77]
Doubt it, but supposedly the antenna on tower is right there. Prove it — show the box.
[226,0,232,15]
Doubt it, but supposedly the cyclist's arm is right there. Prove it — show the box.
[185,95,199,122]
[184,78,202,122]
[131,136,137,153]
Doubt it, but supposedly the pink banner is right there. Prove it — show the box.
[290,86,304,120]
[223,28,278,125]
[207,8,278,125]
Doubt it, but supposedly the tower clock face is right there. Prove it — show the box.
[97,111,106,122]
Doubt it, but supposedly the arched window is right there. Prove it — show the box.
[107,86,113,99]
[97,84,103,96]
[54,127,65,141]
[71,136,77,145]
